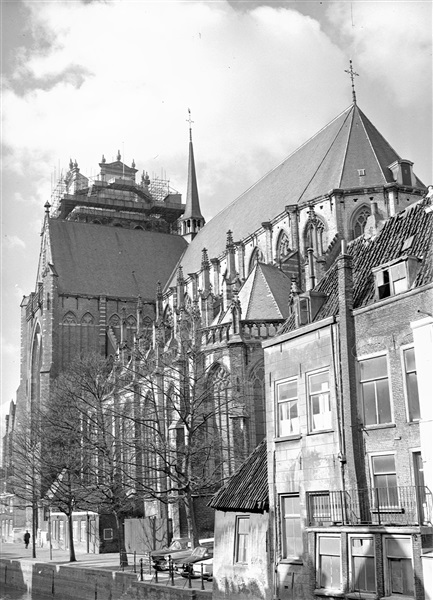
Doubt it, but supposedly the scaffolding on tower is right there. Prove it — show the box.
[50,170,66,217]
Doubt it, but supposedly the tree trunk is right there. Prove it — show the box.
[115,512,128,567]
[32,501,38,559]
[67,512,77,562]
[184,490,199,548]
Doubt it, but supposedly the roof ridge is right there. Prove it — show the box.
[298,105,354,203]
[337,104,355,189]
[202,104,355,223]
[357,106,388,185]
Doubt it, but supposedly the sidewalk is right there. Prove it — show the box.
[0,543,213,592]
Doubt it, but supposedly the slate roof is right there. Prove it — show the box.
[209,439,269,513]
[279,194,433,335]
[167,104,425,289]
[220,262,292,324]
[48,219,188,299]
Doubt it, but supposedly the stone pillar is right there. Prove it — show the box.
[236,242,245,282]
[201,248,210,293]
[99,296,107,356]
[286,205,302,288]
[210,258,220,296]
[337,241,366,492]
[261,221,273,263]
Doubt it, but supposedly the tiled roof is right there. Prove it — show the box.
[279,194,433,334]
[209,439,269,513]
[49,219,187,299]
[220,262,292,324]
[167,104,425,290]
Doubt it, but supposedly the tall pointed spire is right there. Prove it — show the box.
[179,109,205,242]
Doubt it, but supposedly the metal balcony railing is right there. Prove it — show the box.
[307,486,432,527]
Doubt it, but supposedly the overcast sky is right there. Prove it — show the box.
[1,0,432,432]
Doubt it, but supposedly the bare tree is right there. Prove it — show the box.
[10,410,45,558]
[115,309,247,549]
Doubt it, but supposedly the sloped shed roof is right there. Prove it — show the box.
[168,103,424,289]
[209,439,268,513]
[49,219,187,299]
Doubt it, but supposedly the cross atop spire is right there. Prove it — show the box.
[186,108,194,142]
[345,59,359,104]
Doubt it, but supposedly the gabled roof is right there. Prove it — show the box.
[168,104,424,289]
[48,219,187,300]
[209,439,268,513]
[279,194,433,335]
[220,262,291,324]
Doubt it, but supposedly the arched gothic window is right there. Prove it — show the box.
[250,361,266,445]
[248,247,265,274]
[163,306,173,344]
[277,231,291,262]
[351,205,370,240]
[61,312,77,368]
[304,217,326,256]
[208,364,233,477]
[30,325,42,416]
[80,312,95,354]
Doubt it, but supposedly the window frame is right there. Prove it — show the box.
[103,528,114,541]
[383,535,414,597]
[401,344,420,422]
[275,377,300,438]
[316,534,342,591]
[348,534,376,593]
[280,494,302,561]
[234,515,250,564]
[358,352,393,426]
[307,368,332,434]
[369,452,398,509]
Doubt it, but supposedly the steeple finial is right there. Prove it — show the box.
[186,108,194,142]
[344,59,359,104]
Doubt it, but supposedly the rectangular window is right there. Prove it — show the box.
[103,528,113,540]
[372,454,398,507]
[385,537,414,596]
[317,535,341,590]
[359,355,392,425]
[350,537,376,592]
[403,347,420,421]
[308,371,331,432]
[276,379,299,437]
[281,495,302,559]
[235,516,249,563]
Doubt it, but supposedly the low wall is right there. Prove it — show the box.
[0,559,212,600]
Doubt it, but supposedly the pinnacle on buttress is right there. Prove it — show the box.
[201,248,210,269]
[226,230,235,250]
[117,150,121,161]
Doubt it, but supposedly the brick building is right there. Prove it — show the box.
[257,192,432,599]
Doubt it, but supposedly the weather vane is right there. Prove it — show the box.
[186,108,194,141]
[345,59,359,104]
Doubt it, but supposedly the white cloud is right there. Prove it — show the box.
[2,0,351,219]
[326,1,432,108]
[2,235,26,250]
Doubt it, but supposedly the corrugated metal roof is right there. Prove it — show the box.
[49,219,188,299]
[209,439,268,513]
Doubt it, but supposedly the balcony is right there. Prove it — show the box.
[307,487,432,527]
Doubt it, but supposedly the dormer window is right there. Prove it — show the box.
[373,256,420,300]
